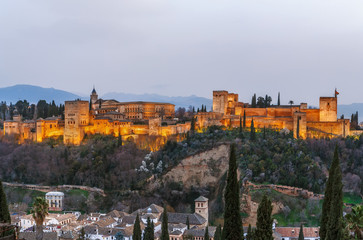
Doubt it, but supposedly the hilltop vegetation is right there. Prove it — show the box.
[0,126,362,215]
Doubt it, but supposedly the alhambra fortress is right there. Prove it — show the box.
[2,88,354,144]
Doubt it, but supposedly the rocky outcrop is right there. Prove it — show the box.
[151,144,230,190]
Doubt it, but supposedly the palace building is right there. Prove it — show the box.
[196,90,350,139]
[3,88,190,145]
[2,88,355,143]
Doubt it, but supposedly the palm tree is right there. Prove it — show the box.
[31,197,49,240]
[345,205,363,239]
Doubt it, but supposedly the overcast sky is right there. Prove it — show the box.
[1,0,362,105]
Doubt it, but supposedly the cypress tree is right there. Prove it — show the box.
[186,216,190,229]
[277,92,280,106]
[143,217,154,240]
[255,195,273,240]
[204,226,209,240]
[214,225,222,240]
[246,224,252,240]
[326,146,343,240]
[320,146,339,240]
[298,224,304,240]
[150,220,154,240]
[117,134,122,147]
[132,213,141,240]
[252,94,257,108]
[250,118,256,141]
[161,206,169,240]
[0,180,10,223]
[243,110,246,128]
[239,116,242,133]
[190,117,195,134]
[222,144,243,240]
[297,117,300,139]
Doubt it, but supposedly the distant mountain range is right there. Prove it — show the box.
[338,104,363,123]
[102,92,213,110]
[0,85,212,109]
[0,84,361,122]
[0,85,81,104]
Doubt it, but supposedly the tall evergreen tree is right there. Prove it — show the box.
[161,206,169,240]
[222,144,243,240]
[252,94,257,108]
[296,117,300,139]
[298,224,304,240]
[250,118,256,141]
[150,220,154,239]
[143,217,154,240]
[186,216,190,229]
[204,226,210,240]
[326,146,343,240]
[132,213,141,240]
[243,110,246,128]
[320,146,339,240]
[0,180,10,223]
[117,134,122,147]
[255,195,273,240]
[246,224,253,240]
[190,117,195,134]
[239,116,242,133]
[214,225,222,240]
[277,92,280,106]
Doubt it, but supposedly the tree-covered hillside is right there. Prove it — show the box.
[0,127,362,213]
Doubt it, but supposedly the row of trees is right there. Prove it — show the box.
[0,100,65,121]
[351,111,361,130]
[251,93,296,108]
[221,144,362,239]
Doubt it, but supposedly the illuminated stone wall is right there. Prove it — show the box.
[319,97,337,122]
[64,100,89,145]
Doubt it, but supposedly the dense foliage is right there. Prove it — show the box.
[0,180,10,223]
[0,135,148,191]
[0,125,362,217]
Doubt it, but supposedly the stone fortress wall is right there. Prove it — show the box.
[197,90,351,139]
[2,88,356,143]
[3,88,191,144]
